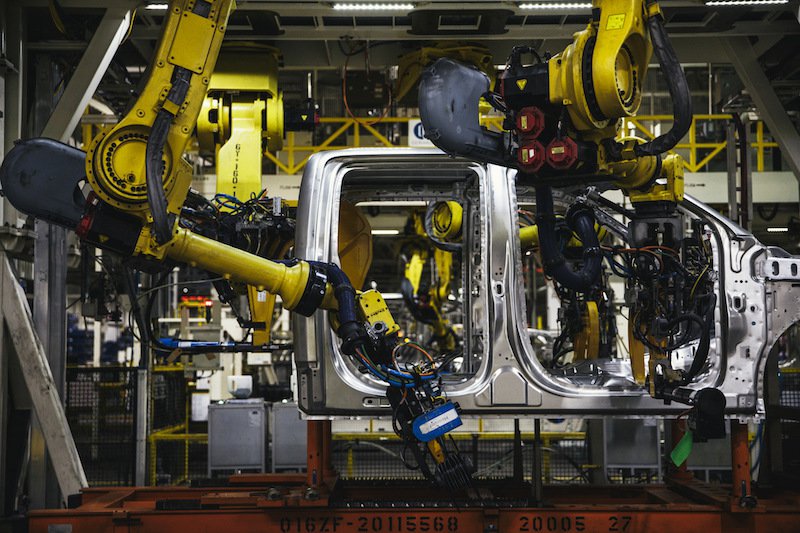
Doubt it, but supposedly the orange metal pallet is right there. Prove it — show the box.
[26,421,800,533]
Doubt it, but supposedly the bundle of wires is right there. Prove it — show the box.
[353,340,442,389]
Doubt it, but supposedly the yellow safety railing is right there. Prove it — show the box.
[267,115,779,175]
[264,117,406,175]
[148,423,208,486]
[621,114,778,173]
[149,364,207,486]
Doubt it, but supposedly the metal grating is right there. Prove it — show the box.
[331,435,591,484]
[779,370,800,477]
[152,440,208,486]
[779,371,800,408]
[65,367,137,486]
[151,370,188,431]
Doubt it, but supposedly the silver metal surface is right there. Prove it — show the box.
[294,148,800,420]
[134,368,148,486]
[0,254,87,501]
[603,419,662,474]
[270,402,308,472]
[2,0,23,226]
[208,399,268,475]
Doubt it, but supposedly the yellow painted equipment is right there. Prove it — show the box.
[357,290,400,337]
[548,0,652,133]
[338,201,374,291]
[430,201,463,242]
[196,44,286,344]
[396,44,494,103]
[85,0,233,226]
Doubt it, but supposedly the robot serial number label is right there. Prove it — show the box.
[278,515,460,533]
[518,514,633,532]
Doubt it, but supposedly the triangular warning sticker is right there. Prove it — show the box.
[516,79,527,90]
[301,114,308,121]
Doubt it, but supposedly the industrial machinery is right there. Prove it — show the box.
[399,207,459,352]
[293,149,799,426]
[3,0,800,514]
[0,0,471,490]
[416,0,727,424]
[195,43,290,347]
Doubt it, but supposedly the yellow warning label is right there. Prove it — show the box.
[520,116,528,129]
[606,13,626,30]
[516,79,528,91]
[301,114,308,121]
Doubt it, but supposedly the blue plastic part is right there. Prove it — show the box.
[411,402,462,442]
[158,339,237,349]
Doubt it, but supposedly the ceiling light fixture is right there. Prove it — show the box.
[371,229,401,235]
[767,227,790,233]
[333,3,415,10]
[705,0,788,5]
[518,2,592,9]
[145,3,169,9]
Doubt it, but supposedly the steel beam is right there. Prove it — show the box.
[129,20,800,42]
[0,255,87,502]
[722,37,800,181]
[40,7,131,142]
[2,1,23,227]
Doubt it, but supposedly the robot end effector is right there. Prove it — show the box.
[417,0,724,417]
[418,0,691,193]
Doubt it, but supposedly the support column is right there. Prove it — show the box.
[306,420,323,493]
[722,38,800,182]
[730,420,756,508]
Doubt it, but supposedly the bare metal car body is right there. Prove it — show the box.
[294,148,800,419]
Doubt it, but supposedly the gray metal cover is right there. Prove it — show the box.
[270,402,307,471]
[208,399,267,474]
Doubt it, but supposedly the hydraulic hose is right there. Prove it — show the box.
[634,12,692,157]
[301,260,364,354]
[535,186,602,292]
[146,67,193,245]
[681,293,717,385]
[146,111,173,244]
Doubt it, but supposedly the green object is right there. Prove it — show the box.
[670,429,693,467]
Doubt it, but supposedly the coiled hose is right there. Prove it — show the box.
[535,186,601,292]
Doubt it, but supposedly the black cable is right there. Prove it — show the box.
[144,271,175,353]
[123,267,150,369]
[681,293,716,384]
[535,186,602,292]
[634,12,692,157]
[146,67,193,244]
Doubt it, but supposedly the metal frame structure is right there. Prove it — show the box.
[0,254,87,501]
[24,419,800,533]
[268,115,780,176]
[294,149,800,418]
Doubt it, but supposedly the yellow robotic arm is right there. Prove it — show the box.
[400,211,457,351]
[85,0,233,250]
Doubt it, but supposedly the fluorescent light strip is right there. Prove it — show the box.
[333,3,414,10]
[371,229,401,235]
[145,3,169,9]
[519,2,592,9]
[767,227,790,233]
[705,0,788,5]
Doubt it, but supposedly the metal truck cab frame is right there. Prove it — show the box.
[294,148,800,419]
